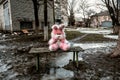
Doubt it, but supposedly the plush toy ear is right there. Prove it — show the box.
[52,25,58,29]
[59,24,65,29]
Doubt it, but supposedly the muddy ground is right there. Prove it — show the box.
[0,33,120,80]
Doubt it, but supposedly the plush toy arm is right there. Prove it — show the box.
[48,38,57,45]
[48,38,54,45]
[65,39,70,44]
[59,38,69,43]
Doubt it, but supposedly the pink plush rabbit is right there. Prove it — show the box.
[48,24,70,51]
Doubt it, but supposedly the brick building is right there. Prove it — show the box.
[0,0,54,32]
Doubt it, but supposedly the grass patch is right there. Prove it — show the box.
[11,30,115,43]
[65,30,85,40]
[108,33,118,35]
[12,30,84,42]
[80,34,116,42]
[13,34,44,42]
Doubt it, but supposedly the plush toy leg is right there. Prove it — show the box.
[49,43,59,51]
[59,43,70,51]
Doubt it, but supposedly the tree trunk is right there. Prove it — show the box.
[53,0,55,24]
[44,27,48,41]
[113,26,120,34]
[44,0,48,41]
[111,28,120,57]
[32,0,39,33]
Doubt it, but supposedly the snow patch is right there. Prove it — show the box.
[76,28,112,34]
[79,29,112,34]
[104,35,118,39]
[0,63,8,73]
[73,42,117,49]
[0,60,12,73]
[0,45,7,49]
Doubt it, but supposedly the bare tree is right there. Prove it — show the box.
[67,0,77,26]
[52,0,55,24]
[86,9,96,27]
[77,0,91,25]
[32,0,40,32]
[101,0,120,57]
[96,2,107,11]
[32,0,54,41]
[102,0,120,34]
[57,0,68,17]
[44,0,48,41]
[55,0,77,26]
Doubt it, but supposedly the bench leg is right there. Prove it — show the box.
[73,51,76,62]
[36,54,40,72]
[73,51,79,67]
[76,51,79,67]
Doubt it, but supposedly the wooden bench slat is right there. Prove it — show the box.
[29,47,50,53]
[29,46,84,54]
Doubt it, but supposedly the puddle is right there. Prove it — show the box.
[51,52,83,67]
[41,68,74,80]
[0,60,8,73]
[0,45,7,49]
[0,64,8,73]
[40,42,117,80]
[41,53,75,80]
[41,52,83,79]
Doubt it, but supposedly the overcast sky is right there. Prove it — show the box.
[86,0,106,12]
[74,0,107,18]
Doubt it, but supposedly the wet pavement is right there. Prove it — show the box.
[0,31,120,80]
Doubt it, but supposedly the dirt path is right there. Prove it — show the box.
[70,34,88,42]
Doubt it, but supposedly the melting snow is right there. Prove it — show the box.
[104,35,118,39]
[41,68,74,80]
[0,45,7,49]
[77,28,113,34]
[73,42,117,49]
[52,53,83,67]
[0,60,12,73]
[67,28,119,39]
[0,61,8,73]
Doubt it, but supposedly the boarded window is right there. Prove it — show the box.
[20,22,33,29]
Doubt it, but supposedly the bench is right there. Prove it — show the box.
[29,46,84,72]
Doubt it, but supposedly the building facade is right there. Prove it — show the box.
[0,0,54,32]
[91,11,112,28]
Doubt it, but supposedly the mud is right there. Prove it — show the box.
[0,33,119,80]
